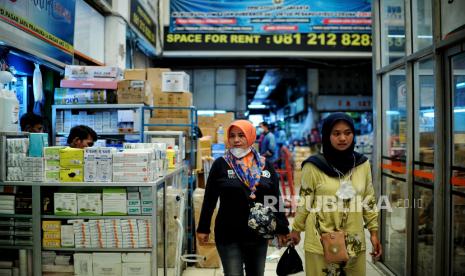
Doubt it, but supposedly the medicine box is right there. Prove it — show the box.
[54,193,77,215]
[78,194,102,216]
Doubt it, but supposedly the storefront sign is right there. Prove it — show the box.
[0,0,75,64]
[170,0,371,34]
[316,95,372,111]
[130,0,156,47]
[164,27,371,53]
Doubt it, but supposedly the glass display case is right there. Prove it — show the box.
[381,68,407,276]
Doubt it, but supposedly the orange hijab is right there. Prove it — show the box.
[226,120,256,148]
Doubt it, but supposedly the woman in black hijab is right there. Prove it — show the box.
[289,112,382,276]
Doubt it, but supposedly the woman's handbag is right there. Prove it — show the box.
[276,245,304,276]
[320,231,349,263]
[319,200,350,263]
[248,202,276,239]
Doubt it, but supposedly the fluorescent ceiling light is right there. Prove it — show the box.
[198,110,226,116]
[454,108,465,113]
[248,104,267,109]
[386,110,400,115]
[387,35,405,38]
[456,82,465,89]
[423,112,434,118]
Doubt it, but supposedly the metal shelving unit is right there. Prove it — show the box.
[140,106,198,255]
[51,104,148,145]
[0,165,188,276]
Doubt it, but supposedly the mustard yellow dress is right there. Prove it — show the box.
[292,160,378,276]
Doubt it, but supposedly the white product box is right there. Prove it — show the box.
[127,192,140,200]
[77,194,102,215]
[112,162,149,173]
[61,225,74,247]
[73,253,93,276]
[112,172,150,182]
[64,65,122,80]
[112,152,150,163]
[127,200,141,207]
[122,263,150,276]
[93,253,122,276]
[121,253,151,263]
[127,207,141,215]
[54,193,77,215]
[110,111,118,130]
[162,71,190,92]
[103,189,127,215]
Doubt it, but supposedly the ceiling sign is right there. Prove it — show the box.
[170,0,371,34]
[316,95,372,111]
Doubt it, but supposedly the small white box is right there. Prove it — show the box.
[74,253,93,276]
[54,193,77,215]
[77,194,102,215]
[93,253,122,276]
[121,253,151,263]
[162,71,190,92]
[122,263,150,276]
[61,225,74,248]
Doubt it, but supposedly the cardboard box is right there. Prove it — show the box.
[162,71,190,92]
[146,68,170,89]
[152,92,192,117]
[199,137,213,149]
[60,79,118,90]
[117,80,150,104]
[148,117,190,133]
[198,116,216,127]
[103,188,127,215]
[42,221,61,232]
[124,69,146,80]
[200,127,217,141]
[54,88,113,105]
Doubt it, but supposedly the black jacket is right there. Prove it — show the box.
[197,157,289,243]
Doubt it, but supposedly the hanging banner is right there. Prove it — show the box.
[0,0,75,64]
[170,0,371,34]
[130,0,156,48]
[164,26,372,53]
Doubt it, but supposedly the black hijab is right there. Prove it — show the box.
[302,113,367,177]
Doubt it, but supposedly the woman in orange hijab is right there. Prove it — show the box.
[197,120,289,276]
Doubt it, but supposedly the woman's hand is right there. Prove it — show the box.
[288,230,301,245]
[369,230,382,261]
[277,234,289,247]
[197,233,210,244]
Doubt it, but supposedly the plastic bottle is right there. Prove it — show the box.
[0,88,20,132]
[166,146,176,169]
[217,124,224,144]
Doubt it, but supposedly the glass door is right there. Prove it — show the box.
[450,51,465,275]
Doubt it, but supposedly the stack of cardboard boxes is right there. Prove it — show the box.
[292,146,312,190]
[123,68,193,134]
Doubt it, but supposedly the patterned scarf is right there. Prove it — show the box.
[224,147,263,199]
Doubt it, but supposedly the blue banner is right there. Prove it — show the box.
[170,0,371,34]
[0,0,75,64]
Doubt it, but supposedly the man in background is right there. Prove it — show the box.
[67,125,97,148]
[20,112,45,133]
[258,121,278,163]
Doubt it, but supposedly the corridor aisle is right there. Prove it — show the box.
[183,229,386,276]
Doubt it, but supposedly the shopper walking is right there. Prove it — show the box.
[289,112,382,276]
[197,120,289,276]
[258,121,278,163]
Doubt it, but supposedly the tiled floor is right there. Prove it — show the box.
[182,229,386,276]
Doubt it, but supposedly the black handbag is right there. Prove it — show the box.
[276,245,304,276]
[247,202,277,239]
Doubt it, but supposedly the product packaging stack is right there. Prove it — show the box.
[112,152,152,182]
[44,146,66,182]
[122,143,168,179]
[59,147,84,182]
[84,148,114,182]
[56,65,122,134]
[6,138,28,181]
[293,146,312,190]
[42,221,62,249]
[193,188,220,268]
[72,252,151,276]
[144,69,193,135]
